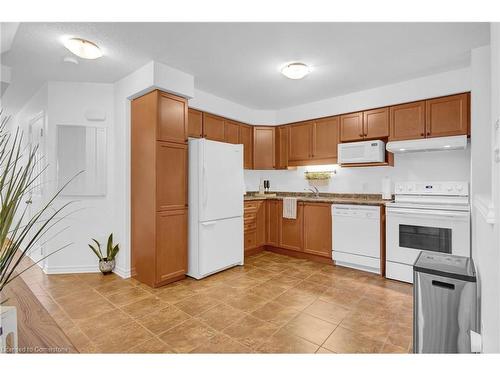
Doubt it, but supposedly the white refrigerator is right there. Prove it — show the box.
[188,138,245,279]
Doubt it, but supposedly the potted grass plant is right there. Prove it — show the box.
[0,110,76,352]
[88,234,119,274]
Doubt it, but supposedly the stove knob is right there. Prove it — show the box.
[447,186,453,192]
[455,184,464,192]
[407,185,413,192]
[396,184,403,192]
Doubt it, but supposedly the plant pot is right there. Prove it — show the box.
[98,259,115,274]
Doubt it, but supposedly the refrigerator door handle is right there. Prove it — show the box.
[201,221,217,226]
[203,163,208,207]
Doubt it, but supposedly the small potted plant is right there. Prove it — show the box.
[89,234,119,274]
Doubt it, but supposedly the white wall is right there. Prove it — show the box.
[9,83,48,264]
[245,148,471,194]
[493,22,500,352]
[276,67,471,124]
[13,82,47,134]
[43,82,115,273]
[470,46,492,198]
[471,23,500,353]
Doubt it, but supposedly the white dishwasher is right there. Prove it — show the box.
[332,204,381,274]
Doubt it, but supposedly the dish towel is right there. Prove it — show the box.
[283,197,297,219]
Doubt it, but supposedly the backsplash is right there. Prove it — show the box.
[244,148,471,194]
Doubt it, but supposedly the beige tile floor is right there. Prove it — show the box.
[20,251,413,353]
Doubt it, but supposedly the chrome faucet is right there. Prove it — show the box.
[305,186,320,198]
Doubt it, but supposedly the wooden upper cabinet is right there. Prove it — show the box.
[425,93,469,138]
[266,200,281,247]
[312,116,339,161]
[275,126,289,169]
[224,120,240,144]
[156,142,188,211]
[340,112,364,142]
[279,202,303,252]
[303,203,332,257]
[187,108,203,138]
[288,122,313,161]
[389,101,426,141]
[239,124,253,169]
[203,113,225,141]
[363,107,389,139]
[157,92,187,144]
[253,126,275,170]
[156,209,188,284]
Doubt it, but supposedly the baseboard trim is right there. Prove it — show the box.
[113,265,131,279]
[44,263,131,280]
[264,245,334,265]
[244,246,265,257]
[44,264,100,274]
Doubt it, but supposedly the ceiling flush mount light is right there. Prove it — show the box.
[63,38,103,59]
[281,62,310,80]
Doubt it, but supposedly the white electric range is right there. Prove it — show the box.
[385,181,471,283]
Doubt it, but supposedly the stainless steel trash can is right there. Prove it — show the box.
[413,251,478,353]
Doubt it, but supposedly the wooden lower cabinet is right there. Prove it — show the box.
[256,201,266,247]
[266,200,281,246]
[244,200,266,254]
[156,209,188,284]
[245,199,333,260]
[279,202,304,252]
[303,203,332,257]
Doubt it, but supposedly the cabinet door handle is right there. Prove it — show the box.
[359,133,363,137]
[420,132,424,136]
[427,132,431,136]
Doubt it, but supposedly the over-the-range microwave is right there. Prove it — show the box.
[338,140,385,164]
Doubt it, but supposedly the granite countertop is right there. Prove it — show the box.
[244,192,392,206]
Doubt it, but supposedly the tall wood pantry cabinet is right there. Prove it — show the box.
[131,90,188,288]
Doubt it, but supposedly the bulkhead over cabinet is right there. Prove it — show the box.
[131,90,188,288]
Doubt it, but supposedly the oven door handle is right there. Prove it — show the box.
[387,208,470,218]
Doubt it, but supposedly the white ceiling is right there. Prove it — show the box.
[1,22,490,114]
